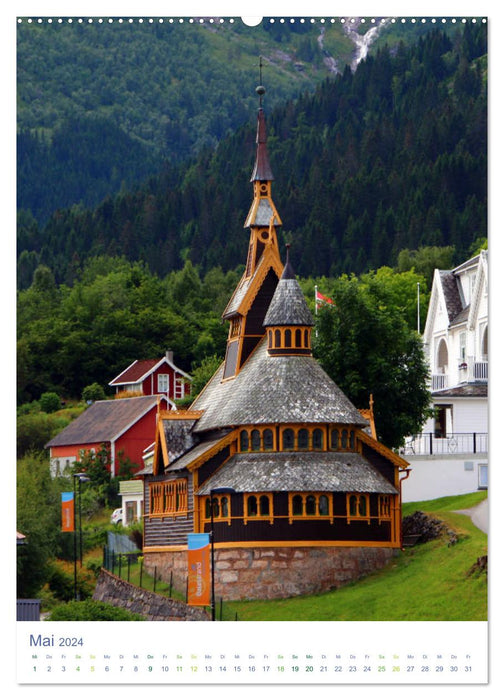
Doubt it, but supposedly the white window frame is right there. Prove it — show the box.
[158,373,169,394]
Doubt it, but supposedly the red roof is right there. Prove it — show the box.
[110,359,160,385]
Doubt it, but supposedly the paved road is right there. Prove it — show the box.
[455,498,488,534]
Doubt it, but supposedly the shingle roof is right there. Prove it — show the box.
[45,396,161,447]
[432,384,488,397]
[263,276,314,327]
[197,452,397,494]
[191,337,367,433]
[439,270,464,323]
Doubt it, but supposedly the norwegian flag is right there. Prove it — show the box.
[315,287,335,311]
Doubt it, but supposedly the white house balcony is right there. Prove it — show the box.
[401,432,488,456]
[431,374,447,391]
[457,357,488,385]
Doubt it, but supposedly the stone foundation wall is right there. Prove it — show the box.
[144,546,396,601]
[93,569,209,621]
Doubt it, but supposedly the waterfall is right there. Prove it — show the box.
[343,18,393,71]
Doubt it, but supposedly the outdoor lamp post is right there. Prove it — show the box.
[209,487,235,621]
[73,472,90,600]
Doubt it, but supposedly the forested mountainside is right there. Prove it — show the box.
[17,18,359,225]
[17,21,486,288]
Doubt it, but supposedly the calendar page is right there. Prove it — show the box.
[11,1,496,696]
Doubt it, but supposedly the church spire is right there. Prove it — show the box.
[220,75,284,380]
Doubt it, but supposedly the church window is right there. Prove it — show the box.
[349,430,355,449]
[298,428,309,450]
[306,494,317,515]
[341,429,348,449]
[243,493,273,524]
[330,429,339,450]
[282,428,295,450]
[251,429,261,451]
[240,430,249,451]
[313,428,324,450]
[346,493,370,523]
[247,495,258,517]
[295,328,302,347]
[304,329,309,346]
[292,494,304,516]
[319,495,329,516]
[263,429,274,451]
[274,329,281,347]
[203,494,231,524]
[285,329,292,347]
[289,493,333,522]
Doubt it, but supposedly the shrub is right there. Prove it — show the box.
[39,391,61,413]
[48,600,145,621]
[82,382,107,403]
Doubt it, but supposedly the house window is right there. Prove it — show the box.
[346,493,370,524]
[203,494,231,524]
[459,332,467,362]
[289,493,334,523]
[174,377,185,399]
[150,479,188,517]
[243,493,273,524]
[158,374,169,393]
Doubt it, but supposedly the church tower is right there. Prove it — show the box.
[221,84,284,379]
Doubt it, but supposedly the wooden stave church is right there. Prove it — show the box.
[140,90,410,600]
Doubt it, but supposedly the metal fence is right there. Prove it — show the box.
[401,432,488,456]
[102,546,238,621]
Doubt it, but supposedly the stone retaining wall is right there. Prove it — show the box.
[144,546,396,601]
[93,569,209,621]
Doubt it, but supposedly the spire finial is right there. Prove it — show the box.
[256,56,266,107]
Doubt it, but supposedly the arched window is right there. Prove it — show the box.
[436,338,449,373]
[292,494,303,516]
[251,429,261,451]
[341,429,348,449]
[240,430,249,452]
[319,494,329,516]
[313,428,323,450]
[295,328,302,347]
[263,428,274,451]
[306,494,317,516]
[259,495,270,516]
[247,495,258,517]
[349,495,357,517]
[274,329,281,347]
[349,430,355,449]
[298,428,309,450]
[330,429,339,450]
[283,428,295,450]
[347,493,370,523]
[221,497,229,518]
[359,495,367,516]
[285,329,292,347]
[304,329,309,346]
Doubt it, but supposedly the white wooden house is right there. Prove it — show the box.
[401,250,488,502]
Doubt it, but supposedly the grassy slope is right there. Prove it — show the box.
[223,491,488,622]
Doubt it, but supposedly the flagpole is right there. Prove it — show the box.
[417,282,420,334]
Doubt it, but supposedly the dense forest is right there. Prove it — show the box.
[17,21,487,288]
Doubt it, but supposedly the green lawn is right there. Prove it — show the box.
[221,491,488,622]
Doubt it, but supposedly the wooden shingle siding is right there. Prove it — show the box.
[144,472,194,548]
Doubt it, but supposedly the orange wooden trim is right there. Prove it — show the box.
[144,540,399,553]
[357,429,410,468]
[186,430,238,473]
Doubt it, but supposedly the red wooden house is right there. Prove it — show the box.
[46,395,167,477]
[108,350,192,407]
